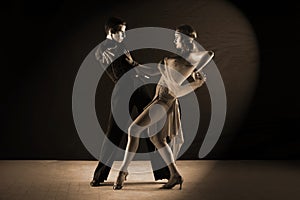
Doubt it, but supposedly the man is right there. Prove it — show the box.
[90,17,170,186]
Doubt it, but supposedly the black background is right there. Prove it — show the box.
[1,0,299,159]
[227,0,300,159]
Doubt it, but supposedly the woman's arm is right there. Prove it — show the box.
[172,72,206,97]
[135,64,161,76]
[175,79,205,97]
[190,50,214,72]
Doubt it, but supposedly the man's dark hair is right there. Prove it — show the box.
[105,17,127,35]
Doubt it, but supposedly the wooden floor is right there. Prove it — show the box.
[0,160,299,200]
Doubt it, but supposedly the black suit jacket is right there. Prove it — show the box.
[95,39,138,83]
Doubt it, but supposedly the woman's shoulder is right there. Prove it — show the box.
[164,54,189,63]
[164,53,181,60]
[164,56,192,67]
[189,50,214,60]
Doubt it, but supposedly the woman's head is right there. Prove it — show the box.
[174,24,197,52]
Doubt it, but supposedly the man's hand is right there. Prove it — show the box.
[125,52,134,65]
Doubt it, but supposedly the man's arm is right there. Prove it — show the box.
[95,45,118,83]
[124,51,160,76]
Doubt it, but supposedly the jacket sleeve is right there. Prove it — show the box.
[95,45,118,83]
[110,52,138,81]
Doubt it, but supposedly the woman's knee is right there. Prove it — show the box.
[150,135,167,147]
[128,123,147,138]
[149,135,156,144]
[128,124,137,137]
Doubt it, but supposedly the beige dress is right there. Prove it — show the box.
[145,56,192,159]
[143,51,214,159]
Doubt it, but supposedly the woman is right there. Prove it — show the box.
[113,24,214,190]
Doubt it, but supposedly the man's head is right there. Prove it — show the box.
[174,24,197,51]
[105,17,127,43]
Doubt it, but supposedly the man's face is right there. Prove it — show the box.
[174,32,182,49]
[111,25,126,43]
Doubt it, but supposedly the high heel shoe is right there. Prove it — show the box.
[113,171,128,190]
[160,175,183,190]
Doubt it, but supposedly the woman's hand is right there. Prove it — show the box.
[193,71,207,88]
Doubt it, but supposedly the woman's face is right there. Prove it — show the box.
[174,32,183,49]
[111,25,126,43]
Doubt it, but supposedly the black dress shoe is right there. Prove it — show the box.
[90,179,102,187]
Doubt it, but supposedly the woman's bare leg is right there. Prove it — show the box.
[119,103,168,172]
[150,133,183,189]
[119,135,139,172]
[114,102,183,189]
[150,134,181,177]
